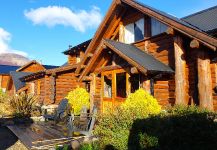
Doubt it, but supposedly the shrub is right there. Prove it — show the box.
[0,90,12,116]
[66,88,90,115]
[79,142,99,150]
[129,105,217,150]
[94,89,161,150]
[122,89,161,118]
[9,93,37,117]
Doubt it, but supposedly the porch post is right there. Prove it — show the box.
[90,73,96,112]
[174,35,188,105]
[197,49,213,110]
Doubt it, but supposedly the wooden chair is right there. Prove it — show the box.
[69,106,97,136]
[43,98,69,122]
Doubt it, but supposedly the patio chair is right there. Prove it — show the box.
[43,98,69,122]
[69,106,97,136]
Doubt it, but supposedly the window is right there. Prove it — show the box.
[151,18,167,36]
[130,74,140,93]
[104,75,112,98]
[116,73,126,98]
[124,18,144,44]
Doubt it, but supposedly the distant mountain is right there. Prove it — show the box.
[0,53,30,66]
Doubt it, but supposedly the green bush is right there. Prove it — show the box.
[79,142,99,150]
[94,89,161,150]
[66,88,90,115]
[9,93,37,117]
[128,105,217,150]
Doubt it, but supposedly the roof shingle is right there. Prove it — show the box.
[182,6,217,33]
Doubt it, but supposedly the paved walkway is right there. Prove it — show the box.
[0,127,27,150]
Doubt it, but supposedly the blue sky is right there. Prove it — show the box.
[0,0,216,66]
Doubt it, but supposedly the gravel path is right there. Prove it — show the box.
[0,127,28,150]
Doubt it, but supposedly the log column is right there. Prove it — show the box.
[50,74,56,104]
[90,73,96,112]
[174,35,188,105]
[197,49,213,110]
[119,22,125,42]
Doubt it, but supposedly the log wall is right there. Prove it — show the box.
[211,62,217,110]
[135,33,176,107]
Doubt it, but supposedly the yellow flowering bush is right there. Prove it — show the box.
[121,89,161,118]
[94,89,161,149]
[66,88,90,115]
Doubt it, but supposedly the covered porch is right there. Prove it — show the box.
[79,39,174,113]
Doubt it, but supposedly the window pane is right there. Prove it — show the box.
[124,23,135,44]
[104,75,112,98]
[134,18,144,42]
[151,18,167,36]
[116,73,126,98]
[130,74,140,93]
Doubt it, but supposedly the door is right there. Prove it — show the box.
[102,69,130,113]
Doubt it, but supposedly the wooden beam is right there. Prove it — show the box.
[166,27,174,35]
[174,35,188,105]
[50,76,56,104]
[87,53,93,57]
[81,65,86,69]
[130,67,139,74]
[190,39,200,49]
[197,49,213,110]
[89,73,96,112]
[144,15,151,39]
[76,4,126,74]
[82,76,93,81]
[119,22,125,42]
[95,65,124,74]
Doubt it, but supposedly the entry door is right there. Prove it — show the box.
[102,69,130,113]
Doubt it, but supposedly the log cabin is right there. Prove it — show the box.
[20,40,91,105]
[9,60,58,95]
[75,0,217,112]
[0,65,20,94]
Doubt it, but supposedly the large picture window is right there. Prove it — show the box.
[124,18,144,44]
[151,18,167,36]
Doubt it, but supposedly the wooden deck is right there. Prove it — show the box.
[7,121,83,149]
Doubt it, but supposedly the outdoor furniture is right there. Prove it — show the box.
[70,106,97,136]
[43,98,69,122]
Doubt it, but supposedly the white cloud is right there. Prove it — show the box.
[0,27,28,56]
[24,6,103,32]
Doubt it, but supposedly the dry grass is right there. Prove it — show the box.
[0,93,14,117]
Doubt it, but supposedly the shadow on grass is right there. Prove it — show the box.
[128,112,217,150]
[0,117,33,149]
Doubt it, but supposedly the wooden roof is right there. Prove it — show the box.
[76,0,217,74]
[21,64,78,82]
[16,60,59,72]
[79,39,174,81]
